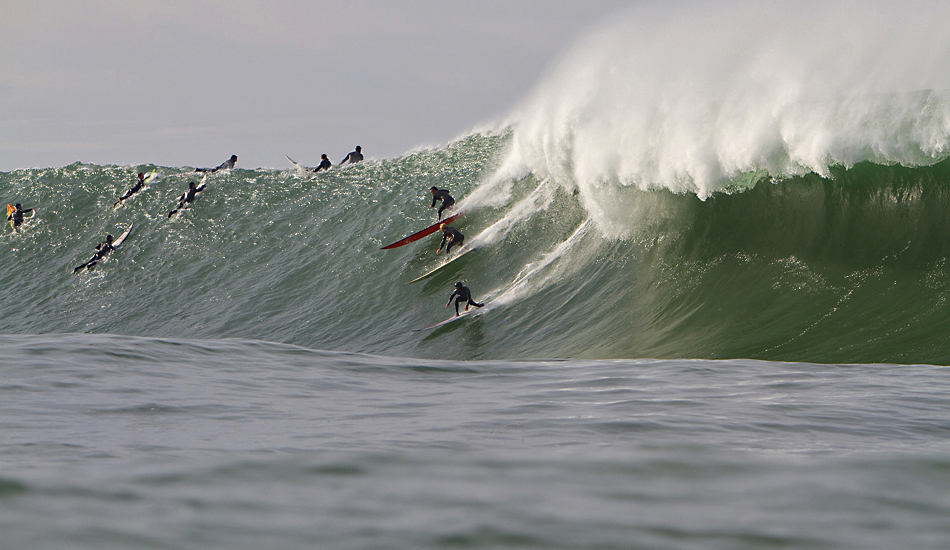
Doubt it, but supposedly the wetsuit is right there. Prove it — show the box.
[116,174,145,204]
[447,284,484,316]
[430,188,455,219]
[168,183,204,216]
[340,147,363,165]
[312,157,332,172]
[196,155,237,173]
[7,204,33,231]
[439,226,464,254]
[74,238,114,273]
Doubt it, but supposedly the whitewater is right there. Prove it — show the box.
[3,2,950,549]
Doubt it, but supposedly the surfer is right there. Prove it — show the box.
[114,172,147,207]
[429,186,455,220]
[437,225,464,255]
[339,146,363,165]
[446,281,484,317]
[7,203,34,231]
[196,154,237,173]
[168,181,204,217]
[73,234,114,273]
[312,154,332,173]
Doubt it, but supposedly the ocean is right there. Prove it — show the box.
[4,3,950,548]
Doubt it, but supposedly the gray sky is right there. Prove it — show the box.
[1,0,633,171]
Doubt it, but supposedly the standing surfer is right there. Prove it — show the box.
[446,281,484,317]
[114,172,147,207]
[312,154,332,173]
[339,146,363,165]
[437,225,464,255]
[196,155,237,173]
[168,181,205,217]
[7,203,34,232]
[73,234,114,273]
[429,186,455,220]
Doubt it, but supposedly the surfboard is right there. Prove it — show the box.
[405,247,475,284]
[286,154,308,171]
[6,204,13,228]
[113,223,134,247]
[381,212,461,250]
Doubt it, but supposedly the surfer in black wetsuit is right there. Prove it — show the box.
[168,181,204,217]
[196,155,237,173]
[74,234,114,273]
[312,154,332,173]
[7,203,34,231]
[437,225,464,255]
[114,172,147,207]
[429,186,455,220]
[339,146,363,165]
[446,281,484,316]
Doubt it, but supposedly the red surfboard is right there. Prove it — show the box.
[381,212,461,249]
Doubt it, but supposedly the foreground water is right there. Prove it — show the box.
[2,334,949,549]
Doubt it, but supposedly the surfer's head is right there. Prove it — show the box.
[106,234,114,242]
[355,146,361,152]
[230,155,237,161]
[430,186,438,193]
[189,181,197,189]
[455,281,463,288]
[14,203,21,209]
[138,172,144,179]
[321,154,328,160]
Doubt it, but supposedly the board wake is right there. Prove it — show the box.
[382,212,461,250]
[405,247,475,284]
[414,305,485,332]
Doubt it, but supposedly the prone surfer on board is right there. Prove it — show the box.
[7,203,34,231]
[429,186,455,220]
[114,172,146,207]
[437,225,464,255]
[339,146,363,166]
[312,154,332,173]
[73,234,114,273]
[446,281,484,317]
[168,181,204,217]
[196,155,237,173]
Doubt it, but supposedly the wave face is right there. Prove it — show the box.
[5,2,950,364]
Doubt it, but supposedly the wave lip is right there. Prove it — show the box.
[501,1,950,203]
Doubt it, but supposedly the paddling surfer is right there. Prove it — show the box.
[446,281,484,316]
[114,172,147,207]
[168,181,204,217]
[73,234,114,273]
[437,225,464,255]
[312,154,332,173]
[429,186,455,220]
[196,154,237,173]
[7,203,34,231]
[339,146,363,165]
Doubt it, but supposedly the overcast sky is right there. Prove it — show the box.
[1,0,634,171]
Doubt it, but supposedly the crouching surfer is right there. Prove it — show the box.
[74,234,114,273]
[446,281,484,317]
[437,225,464,255]
[168,181,204,217]
[429,186,455,220]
